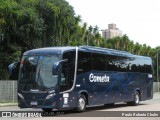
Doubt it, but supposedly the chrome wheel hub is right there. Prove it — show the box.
[135,94,139,104]
[79,98,85,110]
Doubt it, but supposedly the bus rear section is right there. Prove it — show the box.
[75,49,153,109]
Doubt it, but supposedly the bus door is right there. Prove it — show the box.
[58,51,75,108]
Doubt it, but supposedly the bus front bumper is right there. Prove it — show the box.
[18,93,58,109]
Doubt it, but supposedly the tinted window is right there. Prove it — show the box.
[145,59,152,73]
[76,51,151,74]
[92,53,105,71]
[61,51,75,92]
[129,57,145,73]
[106,55,122,71]
[106,55,147,73]
[106,55,115,71]
[77,51,92,74]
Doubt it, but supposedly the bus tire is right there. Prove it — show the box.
[42,108,53,112]
[127,91,140,106]
[76,94,86,112]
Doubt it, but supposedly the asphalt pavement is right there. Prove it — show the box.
[0,93,159,120]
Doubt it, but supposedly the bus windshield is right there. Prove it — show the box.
[19,55,60,91]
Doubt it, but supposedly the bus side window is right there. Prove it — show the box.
[92,53,105,71]
[60,51,75,92]
[77,51,92,74]
[106,55,118,71]
[145,59,152,73]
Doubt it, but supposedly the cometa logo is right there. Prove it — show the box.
[89,73,110,82]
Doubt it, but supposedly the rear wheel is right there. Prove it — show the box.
[127,91,140,106]
[76,94,86,112]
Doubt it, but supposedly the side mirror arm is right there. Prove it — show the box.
[52,59,68,75]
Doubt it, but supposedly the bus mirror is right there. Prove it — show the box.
[8,62,20,80]
[52,59,68,75]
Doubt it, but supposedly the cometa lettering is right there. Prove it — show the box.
[89,73,110,82]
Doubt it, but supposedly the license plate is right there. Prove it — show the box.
[30,101,37,106]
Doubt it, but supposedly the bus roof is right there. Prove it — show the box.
[79,46,151,60]
[23,46,151,60]
[23,46,76,55]
[79,46,131,55]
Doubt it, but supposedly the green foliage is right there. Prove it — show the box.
[0,0,159,80]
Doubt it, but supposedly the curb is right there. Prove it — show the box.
[0,103,18,107]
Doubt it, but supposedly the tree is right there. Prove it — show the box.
[0,0,159,80]
[0,0,79,79]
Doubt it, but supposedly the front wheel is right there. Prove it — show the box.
[76,94,86,112]
[127,91,140,106]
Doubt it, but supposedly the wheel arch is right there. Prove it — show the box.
[134,88,141,101]
[79,90,88,105]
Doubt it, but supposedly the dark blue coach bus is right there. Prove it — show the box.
[17,46,153,112]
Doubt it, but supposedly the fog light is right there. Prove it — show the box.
[18,93,24,99]
[46,93,55,100]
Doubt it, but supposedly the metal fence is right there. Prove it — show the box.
[0,80,159,103]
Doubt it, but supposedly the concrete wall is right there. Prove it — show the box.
[0,81,159,103]
[0,80,17,102]
[153,82,160,93]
